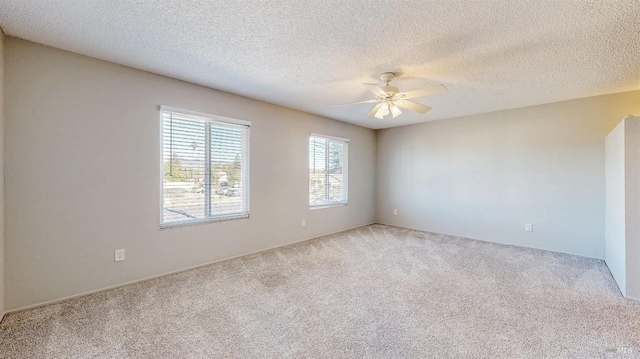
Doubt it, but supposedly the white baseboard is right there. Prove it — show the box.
[4,222,375,317]
[375,222,603,260]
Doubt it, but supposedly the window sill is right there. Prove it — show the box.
[160,213,249,229]
[309,203,348,211]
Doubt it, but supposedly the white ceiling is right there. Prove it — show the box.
[0,1,638,129]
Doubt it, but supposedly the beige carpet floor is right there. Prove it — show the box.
[1,224,639,358]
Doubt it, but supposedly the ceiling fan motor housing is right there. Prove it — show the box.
[378,72,399,99]
[379,85,399,98]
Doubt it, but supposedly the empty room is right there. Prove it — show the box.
[0,1,639,358]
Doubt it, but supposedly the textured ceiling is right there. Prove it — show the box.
[0,1,638,129]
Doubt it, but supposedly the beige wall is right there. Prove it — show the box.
[376,90,640,259]
[0,29,5,317]
[605,120,626,295]
[605,117,640,300]
[624,118,640,300]
[4,37,376,311]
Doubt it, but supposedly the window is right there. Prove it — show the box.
[309,133,348,208]
[160,106,250,228]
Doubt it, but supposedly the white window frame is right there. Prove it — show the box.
[309,133,349,210]
[159,105,250,228]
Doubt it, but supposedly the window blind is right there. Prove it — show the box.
[160,107,250,227]
[309,134,348,208]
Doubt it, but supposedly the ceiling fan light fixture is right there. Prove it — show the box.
[390,104,402,118]
[376,103,390,118]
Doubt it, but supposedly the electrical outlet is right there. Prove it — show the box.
[115,248,125,262]
[525,223,533,232]
[393,209,397,215]
[301,219,306,227]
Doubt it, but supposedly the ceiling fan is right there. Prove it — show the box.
[332,72,447,119]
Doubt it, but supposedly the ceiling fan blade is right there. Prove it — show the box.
[394,100,432,114]
[396,84,447,100]
[363,83,387,97]
[331,99,380,107]
[367,103,383,119]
